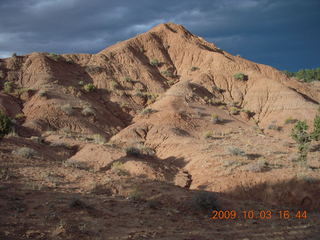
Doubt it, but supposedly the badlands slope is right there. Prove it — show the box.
[0,22,319,239]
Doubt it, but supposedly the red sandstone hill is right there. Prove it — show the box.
[0,23,319,239]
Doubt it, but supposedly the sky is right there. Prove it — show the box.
[0,0,319,72]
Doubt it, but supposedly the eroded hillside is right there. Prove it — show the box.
[0,23,319,239]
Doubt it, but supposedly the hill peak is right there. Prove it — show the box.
[147,22,191,34]
[98,22,216,55]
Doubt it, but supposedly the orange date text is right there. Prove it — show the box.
[210,210,307,220]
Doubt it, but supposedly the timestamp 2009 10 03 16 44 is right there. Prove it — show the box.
[211,210,308,220]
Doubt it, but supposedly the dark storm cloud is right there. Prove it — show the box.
[0,0,319,71]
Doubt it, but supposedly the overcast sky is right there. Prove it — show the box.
[0,0,319,71]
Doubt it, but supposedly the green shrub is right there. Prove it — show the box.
[111,80,119,90]
[63,159,89,170]
[48,53,60,61]
[139,47,145,53]
[85,65,103,74]
[291,120,310,164]
[204,131,213,139]
[145,93,158,105]
[227,146,246,156]
[124,77,133,83]
[233,73,248,81]
[222,159,243,168]
[167,80,176,86]
[230,107,240,115]
[146,199,161,209]
[125,145,155,157]
[140,146,155,156]
[125,146,141,157]
[229,101,239,107]
[212,86,224,93]
[211,114,222,124]
[30,136,45,144]
[134,89,150,99]
[3,81,14,94]
[12,53,17,57]
[161,70,173,77]
[60,104,74,115]
[0,111,12,139]
[241,109,250,113]
[81,106,95,116]
[171,127,190,136]
[211,99,224,106]
[311,113,320,141]
[83,83,96,92]
[134,89,145,98]
[283,67,320,82]
[12,147,37,159]
[128,187,142,201]
[241,109,254,117]
[267,121,282,131]
[191,66,199,71]
[15,87,29,96]
[140,108,156,115]
[38,89,47,97]
[111,162,130,176]
[284,117,298,125]
[15,113,25,120]
[205,97,215,105]
[65,59,73,64]
[150,59,160,67]
[64,86,75,95]
[120,102,129,109]
[0,167,11,180]
[0,70,5,79]
[244,160,268,172]
[92,134,105,144]
[192,191,219,212]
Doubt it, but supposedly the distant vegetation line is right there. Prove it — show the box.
[282,67,320,82]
